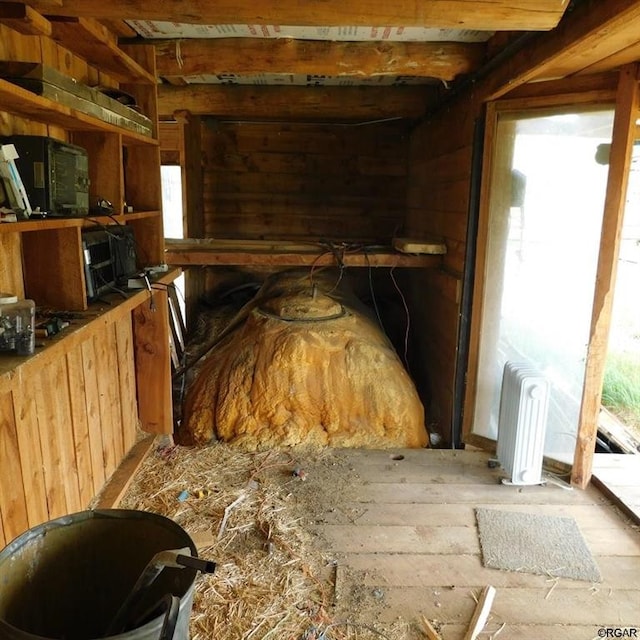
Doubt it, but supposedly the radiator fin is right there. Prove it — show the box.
[497,361,550,485]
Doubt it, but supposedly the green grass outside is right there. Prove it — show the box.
[602,351,640,436]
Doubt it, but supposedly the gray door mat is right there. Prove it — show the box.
[475,508,602,582]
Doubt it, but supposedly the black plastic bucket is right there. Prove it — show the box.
[0,509,198,640]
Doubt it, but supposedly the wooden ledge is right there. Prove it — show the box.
[164,238,445,269]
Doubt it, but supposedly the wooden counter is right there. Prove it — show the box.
[0,269,180,547]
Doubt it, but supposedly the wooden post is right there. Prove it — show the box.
[132,289,173,434]
[182,114,206,331]
[572,64,639,488]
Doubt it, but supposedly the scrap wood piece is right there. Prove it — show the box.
[419,615,443,640]
[463,585,496,640]
[392,236,447,255]
[217,493,247,539]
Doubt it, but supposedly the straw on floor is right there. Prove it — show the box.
[116,441,410,640]
[475,508,602,582]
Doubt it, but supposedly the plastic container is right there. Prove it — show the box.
[0,509,200,640]
[0,293,35,355]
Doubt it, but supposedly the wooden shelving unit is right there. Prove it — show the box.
[0,57,164,311]
[0,19,174,546]
[0,210,161,233]
[0,78,157,146]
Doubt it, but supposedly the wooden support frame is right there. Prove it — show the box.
[463,79,636,487]
[461,100,499,445]
[132,288,173,434]
[571,64,639,488]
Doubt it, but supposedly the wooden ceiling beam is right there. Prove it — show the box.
[153,38,485,82]
[575,40,640,77]
[27,0,568,31]
[480,0,640,100]
[100,18,137,38]
[0,2,51,36]
[157,84,434,121]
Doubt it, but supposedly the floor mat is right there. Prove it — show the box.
[475,508,602,582]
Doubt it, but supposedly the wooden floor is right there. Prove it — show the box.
[103,445,640,639]
[287,448,640,640]
[593,453,640,523]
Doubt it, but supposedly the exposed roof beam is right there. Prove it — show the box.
[158,84,434,121]
[153,39,485,83]
[0,2,51,36]
[32,0,568,31]
[480,0,640,100]
[100,19,137,38]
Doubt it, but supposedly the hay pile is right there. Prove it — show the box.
[119,442,412,640]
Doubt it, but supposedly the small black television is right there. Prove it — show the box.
[3,135,90,217]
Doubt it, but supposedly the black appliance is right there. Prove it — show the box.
[82,225,138,300]
[3,135,90,216]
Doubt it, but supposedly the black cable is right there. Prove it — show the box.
[363,248,385,332]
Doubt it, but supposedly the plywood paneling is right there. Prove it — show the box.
[0,390,29,543]
[115,318,139,453]
[0,232,25,298]
[13,380,49,528]
[0,308,153,539]
[81,336,107,495]
[66,346,95,507]
[405,96,481,443]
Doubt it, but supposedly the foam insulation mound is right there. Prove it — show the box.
[179,271,428,450]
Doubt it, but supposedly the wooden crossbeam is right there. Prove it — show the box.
[153,39,485,82]
[0,2,51,36]
[482,0,640,100]
[158,84,434,121]
[27,0,569,31]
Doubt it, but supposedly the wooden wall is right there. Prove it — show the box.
[405,94,482,444]
[199,120,410,241]
[0,313,138,547]
[0,23,159,544]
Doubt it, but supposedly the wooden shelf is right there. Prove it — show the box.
[164,238,445,268]
[0,77,157,146]
[0,211,161,234]
[0,268,181,392]
[49,17,156,85]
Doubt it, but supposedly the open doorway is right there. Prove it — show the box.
[161,164,185,319]
[466,104,615,470]
[600,140,640,453]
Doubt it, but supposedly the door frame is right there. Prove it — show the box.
[460,66,639,488]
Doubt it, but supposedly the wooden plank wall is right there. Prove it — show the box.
[0,24,141,545]
[200,120,410,241]
[0,317,139,547]
[405,95,482,444]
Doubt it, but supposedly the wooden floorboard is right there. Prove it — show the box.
[109,446,639,639]
[592,453,640,522]
[92,436,155,509]
[340,553,640,589]
[289,448,640,639]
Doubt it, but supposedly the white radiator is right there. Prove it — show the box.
[496,361,550,486]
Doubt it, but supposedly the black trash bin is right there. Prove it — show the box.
[0,509,198,640]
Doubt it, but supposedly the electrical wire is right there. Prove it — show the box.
[363,247,385,332]
[389,264,411,370]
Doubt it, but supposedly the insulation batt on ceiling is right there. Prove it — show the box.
[126,21,492,42]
